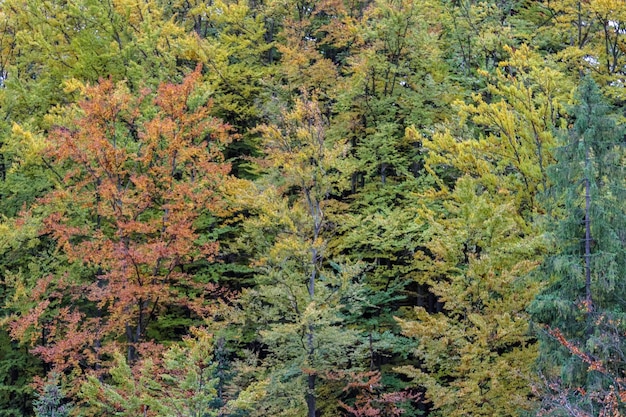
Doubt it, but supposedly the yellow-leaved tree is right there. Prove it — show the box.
[396,45,571,416]
[235,94,366,417]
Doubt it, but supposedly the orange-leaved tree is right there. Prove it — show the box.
[7,67,233,380]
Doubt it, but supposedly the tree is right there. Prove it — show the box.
[396,176,545,417]
[236,94,365,417]
[442,0,540,77]
[0,0,202,240]
[164,0,274,178]
[0,0,198,125]
[0,152,57,417]
[264,0,342,99]
[6,67,232,378]
[0,330,39,417]
[532,0,626,98]
[32,374,72,417]
[395,45,570,416]
[428,45,570,207]
[80,327,220,417]
[324,5,458,409]
[530,76,626,416]
[326,370,418,417]
[332,0,455,187]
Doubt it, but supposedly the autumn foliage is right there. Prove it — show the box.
[536,324,626,417]
[327,371,419,417]
[1,0,625,416]
[8,67,232,376]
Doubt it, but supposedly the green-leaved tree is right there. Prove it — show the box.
[530,76,626,416]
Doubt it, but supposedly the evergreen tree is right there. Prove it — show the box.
[32,375,72,417]
[530,76,626,415]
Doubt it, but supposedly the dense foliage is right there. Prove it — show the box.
[0,0,624,416]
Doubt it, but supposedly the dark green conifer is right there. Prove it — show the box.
[530,76,626,415]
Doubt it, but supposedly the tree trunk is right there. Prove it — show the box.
[306,372,317,417]
[584,147,593,312]
[306,247,317,417]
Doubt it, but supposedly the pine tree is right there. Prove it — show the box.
[530,76,626,415]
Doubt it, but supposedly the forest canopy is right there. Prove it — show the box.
[0,1,624,416]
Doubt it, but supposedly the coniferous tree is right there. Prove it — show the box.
[530,76,626,416]
[32,375,72,417]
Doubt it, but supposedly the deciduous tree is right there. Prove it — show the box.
[6,68,232,379]
[236,94,364,417]
[395,45,568,417]
[80,327,221,417]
